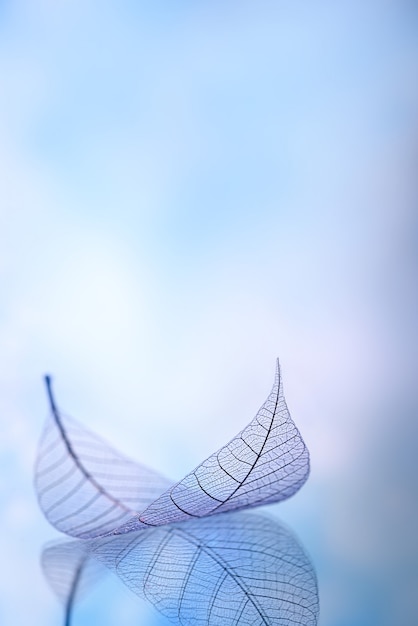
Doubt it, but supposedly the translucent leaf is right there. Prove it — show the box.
[116,360,309,533]
[35,376,172,538]
[90,510,319,626]
[35,361,310,538]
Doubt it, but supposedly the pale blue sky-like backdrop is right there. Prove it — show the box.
[1,1,417,625]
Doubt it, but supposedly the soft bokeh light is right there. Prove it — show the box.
[1,2,417,625]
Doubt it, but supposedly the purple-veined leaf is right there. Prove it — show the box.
[35,377,172,538]
[35,361,309,538]
[115,360,309,533]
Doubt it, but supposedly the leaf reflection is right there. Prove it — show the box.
[42,540,106,626]
[42,511,319,625]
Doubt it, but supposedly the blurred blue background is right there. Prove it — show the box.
[1,1,417,625]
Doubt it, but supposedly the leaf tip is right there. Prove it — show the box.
[275,358,281,385]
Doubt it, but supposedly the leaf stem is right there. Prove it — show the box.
[45,375,58,414]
